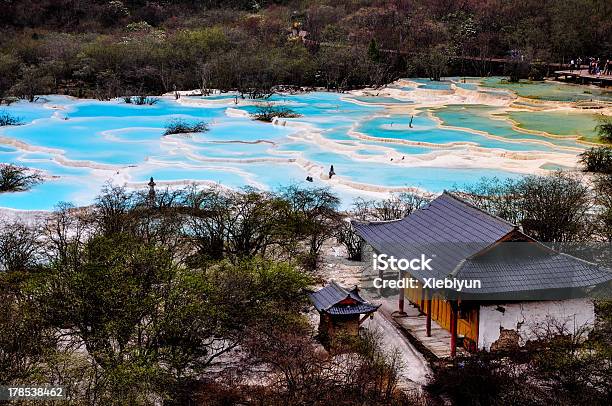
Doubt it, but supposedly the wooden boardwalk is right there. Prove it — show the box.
[554,69,612,86]
[378,299,467,359]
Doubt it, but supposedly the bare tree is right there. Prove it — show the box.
[0,221,40,273]
[458,172,593,243]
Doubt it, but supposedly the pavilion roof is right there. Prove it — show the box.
[309,281,379,315]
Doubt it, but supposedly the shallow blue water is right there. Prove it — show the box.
[0,176,100,210]
[0,90,581,210]
[411,79,454,90]
[455,83,478,90]
[432,106,584,149]
[348,96,412,104]
[303,148,521,191]
[131,165,247,186]
[69,98,226,118]
[1,102,54,123]
[357,114,566,151]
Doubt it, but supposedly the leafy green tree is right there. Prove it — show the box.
[9,65,53,102]
[596,116,612,144]
[35,228,310,403]
[418,44,453,81]
[0,164,43,193]
[580,147,612,174]
[100,1,130,27]
[0,222,56,386]
[594,174,612,242]
[0,288,56,385]
[367,38,381,63]
[0,53,20,99]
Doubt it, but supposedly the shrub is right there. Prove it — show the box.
[428,316,612,406]
[595,116,612,143]
[0,164,43,192]
[163,118,208,135]
[123,95,159,105]
[126,21,153,33]
[100,1,130,27]
[0,97,19,106]
[580,147,612,174]
[351,192,432,221]
[252,103,301,122]
[0,111,23,126]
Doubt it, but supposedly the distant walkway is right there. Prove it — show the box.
[554,69,612,86]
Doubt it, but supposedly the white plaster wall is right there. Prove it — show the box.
[478,299,595,351]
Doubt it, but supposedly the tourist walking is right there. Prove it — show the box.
[328,165,335,179]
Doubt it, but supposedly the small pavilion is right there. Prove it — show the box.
[309,281,380,346]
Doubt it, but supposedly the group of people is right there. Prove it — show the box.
[569,57,611,75]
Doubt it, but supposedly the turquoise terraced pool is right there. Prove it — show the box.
[0,79,599,210]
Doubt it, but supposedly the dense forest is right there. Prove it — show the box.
[0,0,611,100]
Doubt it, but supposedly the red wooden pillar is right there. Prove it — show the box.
[425,289,432,337]
[450,302,458,357]
[377,260,384,297]
[398,287,405,314]
[398,270,405,314]
[420,288,425,313]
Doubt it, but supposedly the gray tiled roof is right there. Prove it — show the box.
[353,192,612,295]
[326,303,380,315]
[352,192,516,279]
[456,252,611,294]
[309,281,379,315]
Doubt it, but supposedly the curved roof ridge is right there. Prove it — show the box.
[350,217,405,226]
[328,279,348,294]
[557,251,608,269]
[309,281,378,314]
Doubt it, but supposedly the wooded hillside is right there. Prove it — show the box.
[1,0,610,99]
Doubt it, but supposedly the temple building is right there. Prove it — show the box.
[309,281,380,347]
[353,192,612,355]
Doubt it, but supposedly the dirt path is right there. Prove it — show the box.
[362,309,432,389]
